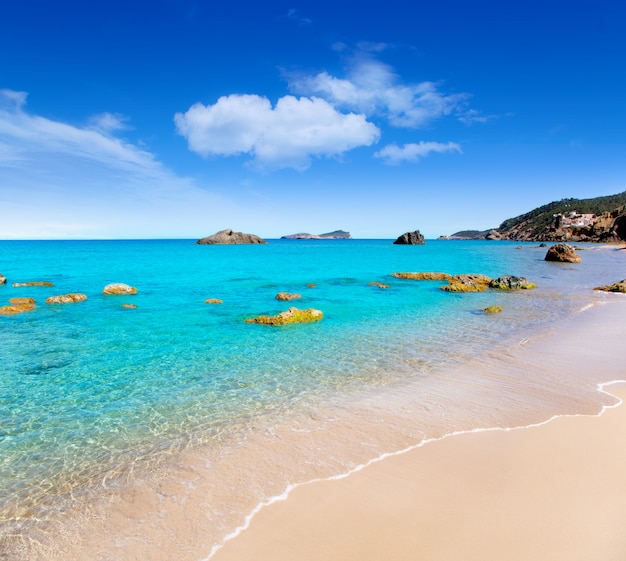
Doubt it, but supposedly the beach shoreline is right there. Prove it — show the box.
[8,297,623,561]
[211,381,626,561]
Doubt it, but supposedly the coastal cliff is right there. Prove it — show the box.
[445,191,626,243]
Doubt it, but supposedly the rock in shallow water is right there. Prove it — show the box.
[46,293,88,304]
[544,243,581,263]
[245,307,323,325]
[103,283,138,295]
[594,280,626,293]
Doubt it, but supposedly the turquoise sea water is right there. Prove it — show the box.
[0,239,624,555]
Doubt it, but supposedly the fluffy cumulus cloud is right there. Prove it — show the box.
[288,54,470,129]
[174,94,380,171]
[374,141,462,165]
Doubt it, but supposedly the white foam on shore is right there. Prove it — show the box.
[202,376,626,560]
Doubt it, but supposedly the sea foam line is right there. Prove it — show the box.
[200,379,626,561]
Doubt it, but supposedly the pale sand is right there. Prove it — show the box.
[212,383,626,561]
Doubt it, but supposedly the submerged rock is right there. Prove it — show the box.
[544,243,581,263]
[0,300,36,315]
[275,292,302,301]
[489,276,537,290]
[9,297,35,305]
[12,281,54,287]
[594,280,626,293]
[441,274,492,293]
[204,298,223,304]
[245,307,323,326]
[197,229,267,245]
[393,230,425,245]
[392,272,452,281]
[45,293,88,304]
[368,282,390,289]
[103,283,138,295]
[122,304,138,309]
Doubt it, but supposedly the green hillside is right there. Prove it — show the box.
[498,191,626,237]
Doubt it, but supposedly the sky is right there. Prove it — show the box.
[1,0,625,239]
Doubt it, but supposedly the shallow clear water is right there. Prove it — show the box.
[0,239,623,551]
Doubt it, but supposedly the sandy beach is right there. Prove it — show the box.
[212,383,626,561]
[211,300,626,561]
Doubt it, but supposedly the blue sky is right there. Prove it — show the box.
[1,0,624,239]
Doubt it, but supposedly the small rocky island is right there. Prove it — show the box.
[197,229,267,245]
[281,230,351,240]
[393,230,425,245]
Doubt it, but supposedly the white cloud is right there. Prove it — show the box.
[288,55,469,128]
[374,141,462,165]
[174,94,380,171]
[0,89,253,239]
[0,89,159,176]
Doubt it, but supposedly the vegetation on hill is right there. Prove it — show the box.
[498,191,626,237]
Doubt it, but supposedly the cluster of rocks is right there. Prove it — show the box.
[0,280,139,315]
[393,272,538,294]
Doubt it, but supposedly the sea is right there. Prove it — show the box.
[0,238,624,560]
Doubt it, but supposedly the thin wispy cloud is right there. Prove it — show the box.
[288,50,470,129]
[0,89,159,176]
[174,93,380,171]
[374,141,462,165]
[0,89,246,239]
[286,8,312,26]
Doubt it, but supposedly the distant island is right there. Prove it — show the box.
[441,191,626,243]
[281,230,352,240]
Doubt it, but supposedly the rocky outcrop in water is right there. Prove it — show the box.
[544,243,581,263]
[204,298,223,304]
[440,274,492,292]
[45,293,88,304]
[275,292,302,301]
[594,280,626,293]
[197,229,267,245]
[12,281,54,287]
[489,276,537,290]
[245,307,323,325]
[0,273,6,285]
[392,272,451,281]
[103,283,138,295]
[393,230,425,245]
[482,305,502,314]
[0,298,36,315]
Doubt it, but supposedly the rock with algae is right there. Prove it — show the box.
[205,298,224,304]
[440,274,492,292]
[12,281,54,287]
[489,276,537,290]
[368,282,390,289]
[275,292,302,301]
[594,280,626,293]
[245,307,323,326]
[482,305,503,314]
[392,272,452,281]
